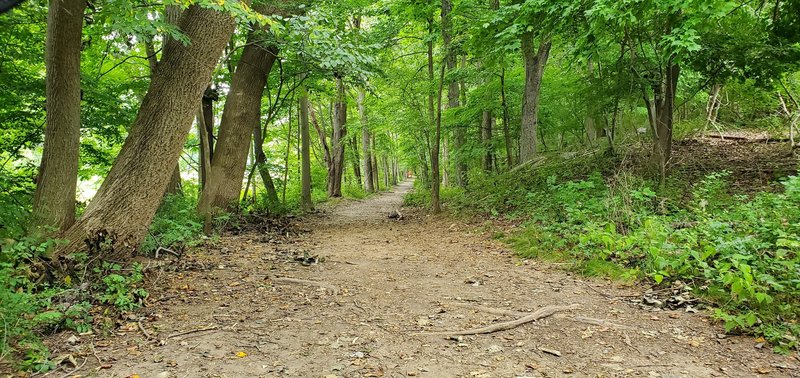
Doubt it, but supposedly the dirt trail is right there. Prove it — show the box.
[50,180,798,377]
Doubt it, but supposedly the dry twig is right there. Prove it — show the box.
[416,304,579,336]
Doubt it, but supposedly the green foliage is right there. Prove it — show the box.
[141,193,205,254]
[0,237,91,372]
[93,262,148,311]
[438,162,800,353]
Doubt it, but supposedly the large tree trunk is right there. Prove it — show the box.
[32,0,86,233]
[519,35,551,164]
[198,37,278,215]
[299,86,313,212]
[327,77,347,197]
[56,5,238,258]
[358,88,374,192]
[441,0,466,187]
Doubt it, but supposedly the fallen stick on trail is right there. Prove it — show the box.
[269,276,339,295]
[166,325,218,339]
[571,316,634,330]
[445,302,526,317]
[416,304,579,336]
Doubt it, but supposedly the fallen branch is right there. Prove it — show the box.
[415,304,579,336]
[137,321,152,340]
[703,134,789,143]
[571,316,634,330]
[446,302,526,317]
[166,325,218,339]
[57,357,87,378]
[270,276,339,295]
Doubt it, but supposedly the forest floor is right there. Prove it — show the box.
[40,180,800,378]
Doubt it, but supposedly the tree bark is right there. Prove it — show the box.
[350,134,362,188]
[500,68,514,169]
[705,83,722,128]
[645,56,680,185]
[32,0,86,233]
[441,0,466,187]
[432,62,446,213]
[197,106,213,189]
[519,35,551,164]
[56,5,238,258]
[371,134,379,190]
[299,85,313,212]
[358,88,374,192]
[327,76,347,197]
[481,110,494,172]
[253,118,280,209]
[198,37,278,215]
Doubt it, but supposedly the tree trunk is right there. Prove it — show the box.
[500,68,513,169]
[253,118,280,210]
[705,83,722,128]
[198,37,278,215]
[519,34,551,164]
[299,85,313,212]
[56,5,238,258]
[441,0,466,187]
[197,106,213,189]
[371,134,379,190]
[358,88,374,192]
[350,134,362,188]
[328,77,347,197]
[432,62,446,213]
[481,110,493,172]
[645,56,680,185]
[32,0,86,233]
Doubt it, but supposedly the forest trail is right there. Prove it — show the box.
[72,181,798,378]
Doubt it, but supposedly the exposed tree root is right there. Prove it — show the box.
[270,276,339,295]
[416,304,579,336]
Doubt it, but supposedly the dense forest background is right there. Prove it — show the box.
[1,0,800,371]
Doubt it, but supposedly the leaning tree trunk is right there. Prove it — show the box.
[32,0,86,233]
[358,88,374,193]
[253,119,280,209]
[705,83,722,129]
[198,37,278,215]
[519,34,551,164]
[328,76,347,197]
[55,5,238,259]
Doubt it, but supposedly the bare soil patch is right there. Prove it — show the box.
[36,181,800,377]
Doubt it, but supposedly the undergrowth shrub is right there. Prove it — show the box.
[415,157,800,353]
[141,194,204,254]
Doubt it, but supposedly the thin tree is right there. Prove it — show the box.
[31,0,86,233]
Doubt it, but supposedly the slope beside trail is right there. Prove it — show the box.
[47,180,799,378]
